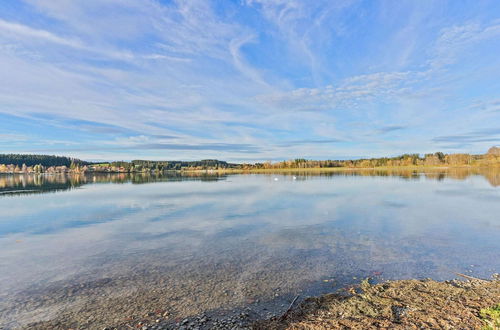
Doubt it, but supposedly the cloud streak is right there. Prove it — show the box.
[433,128,500,145]
[376,126,407,134]
[0,18,83,48]
[0,1,499,160]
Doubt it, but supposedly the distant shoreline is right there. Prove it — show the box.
[1,163,500,175]
[1,147,499,174]
[186,164,500,173]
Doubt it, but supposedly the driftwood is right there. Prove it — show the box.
[455,272,490,282]
[279,295,300,321]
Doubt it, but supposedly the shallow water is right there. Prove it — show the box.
[1,169,499,328]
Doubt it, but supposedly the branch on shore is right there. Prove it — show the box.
[455,273,490,282]
[279,295,300,321]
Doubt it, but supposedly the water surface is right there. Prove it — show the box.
[1,169,499,328]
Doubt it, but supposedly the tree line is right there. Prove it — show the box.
[102,159,234,171]
[0,148,498,174]
[0,155,236,173]
[239,149,500,170]
[0,154,90,167]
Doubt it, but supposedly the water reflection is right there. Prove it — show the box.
[1,167,499,197]
[0,169,499,328]
[252,167,500,186]
[0,172,227,196]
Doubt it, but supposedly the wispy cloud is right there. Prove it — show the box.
[430,21,500,69]
[255,71,416,112]
[376,126,407,134]
[0,133,28,143]
[278,138,344,148]
[135,143,260,153]
[0,18,83,48]
[0,1,499,160]
[433,128,500,144]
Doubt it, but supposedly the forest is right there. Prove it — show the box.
[0,155,235,173]
[241,152,486,169]
[0,154,89,167]
[0,147,499,174]
[239,147,500,170]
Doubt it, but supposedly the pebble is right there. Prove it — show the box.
[117,304,257,329]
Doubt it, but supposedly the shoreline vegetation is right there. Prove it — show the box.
[253,275,500,330]
[0,146,499,174]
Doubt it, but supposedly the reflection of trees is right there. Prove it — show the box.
[0,174,85,196]
[251,168,500,187]
[435,167,500,186]
[0,173,228,196]
[476,168,500,187]
[1,168,499,196]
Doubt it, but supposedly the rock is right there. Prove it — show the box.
[391,305,409,322]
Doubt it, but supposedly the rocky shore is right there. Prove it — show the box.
[114,275,500,330]
[255,274,500,330]
[10,274,499,329]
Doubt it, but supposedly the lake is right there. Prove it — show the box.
[1,169,499,328]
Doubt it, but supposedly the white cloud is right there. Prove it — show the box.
[0,18,83,48]
[0,133,28,142]
[229,35,270,87]
[430,21,500,69]
[255,71,416,112]
[1,1,499,160]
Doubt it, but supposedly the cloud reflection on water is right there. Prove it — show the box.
[0,169,499,328]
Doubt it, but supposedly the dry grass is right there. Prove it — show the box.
[254,277,500,329]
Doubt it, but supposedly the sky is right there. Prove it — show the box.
[1,0,500,162]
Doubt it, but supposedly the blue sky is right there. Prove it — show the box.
[1,0,500,162]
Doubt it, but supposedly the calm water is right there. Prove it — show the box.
[1,169,499,328]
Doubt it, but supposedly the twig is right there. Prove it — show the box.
[455,272,489,282]
[279,295,300,321]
